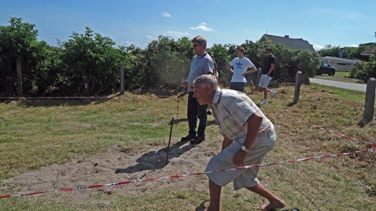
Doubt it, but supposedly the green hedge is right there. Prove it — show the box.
[349,54,376,82]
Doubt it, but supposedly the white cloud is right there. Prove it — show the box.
[190,22,215,32]
[162,12,171,18]
[146,35,156,40]
[313,44,325,51]
[313,44,358,51]
[164,31,190,38]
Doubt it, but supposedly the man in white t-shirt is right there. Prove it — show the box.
[227,47,257,92]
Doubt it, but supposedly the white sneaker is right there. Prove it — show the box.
[270,90,277,99]
[260,100,268,105]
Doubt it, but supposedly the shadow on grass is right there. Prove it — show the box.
[195,200,209,211]
[115,118,217,174]
[207,119,218,126]
[288,101,297,107]
[171,117,217,127]
[172,118,188,125]
[115,139,195,174]
[358,118,372,128]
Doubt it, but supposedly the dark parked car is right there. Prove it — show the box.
[317,62,336,76]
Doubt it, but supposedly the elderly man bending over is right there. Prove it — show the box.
[192,74,285,211]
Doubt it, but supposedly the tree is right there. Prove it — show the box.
[61,27,122,95]
[257,37,321,83]
[0,17,40,96]
[0,17,327,96]
[318,46,341,58]
[318,43,376,61]
[141,36,191,89]
[349,53,376,82]
[208,44,230,84]
[25,41,63,96]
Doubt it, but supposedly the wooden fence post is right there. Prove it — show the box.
[16,56,23,97]
[293,71,302,104]
[120,64,125,94]
[363,77,376,122]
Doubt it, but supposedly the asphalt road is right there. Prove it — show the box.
[309,78,367,92]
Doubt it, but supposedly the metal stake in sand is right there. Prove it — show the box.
[165,117,174,165]
[176,79,182,122]
[176,97,179,123]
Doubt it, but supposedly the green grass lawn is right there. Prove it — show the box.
[333,71,350,78]
[0,85,375,210]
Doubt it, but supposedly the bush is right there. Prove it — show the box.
[236,40,321,84]
[349,54,376,82]
[272,45,321,83]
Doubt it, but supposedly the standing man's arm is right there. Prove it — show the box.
[227,64,234,75]
[241,59,257,76]
[242,66,257,76]
[213,61,219,78]
[267,57,275,76]
[204,57,215,75]
[267,63,275,76]
[249,66,257,73]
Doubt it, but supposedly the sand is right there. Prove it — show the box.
[2,138,222,204]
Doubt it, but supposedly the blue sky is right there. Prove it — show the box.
[1,0,375,50]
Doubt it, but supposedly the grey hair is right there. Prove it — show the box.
[191,35,207,48]
[193,74,218,90]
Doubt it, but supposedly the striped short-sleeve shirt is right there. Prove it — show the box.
[211,88,273,140]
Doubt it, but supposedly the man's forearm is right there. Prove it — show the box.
[227,65,234,74]
[243,113,263,150]
[247,66,257,74]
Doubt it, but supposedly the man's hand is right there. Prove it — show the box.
[232,150,248,166]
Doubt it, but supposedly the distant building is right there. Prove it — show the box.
[322,56,361,72]
[360,46,376,57]
[259,34,316,52]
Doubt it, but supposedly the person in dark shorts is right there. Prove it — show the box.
[259,47,277,105]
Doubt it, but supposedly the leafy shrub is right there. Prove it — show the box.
[0,17,324,96]
[349,54,376,82]
[268,44,321,83]
[231,39,321,84]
